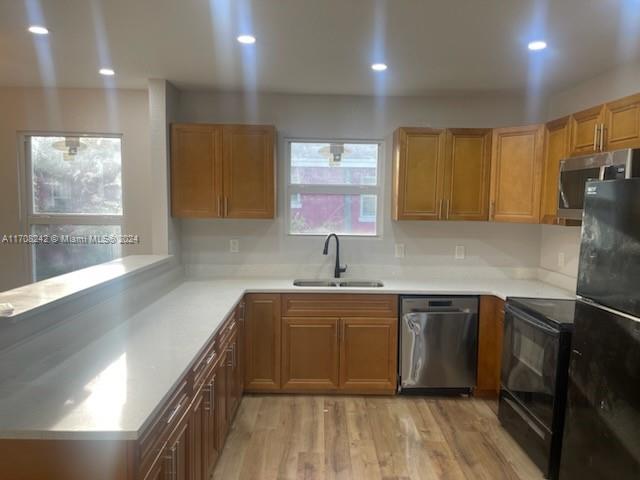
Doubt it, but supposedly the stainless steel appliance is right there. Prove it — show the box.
[399,296,478,394]
[559,178,640,479]
[557,148,640,220]
[499,297,575,480]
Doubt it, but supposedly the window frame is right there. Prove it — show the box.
[19,132,125,282]
[285,137,384,237]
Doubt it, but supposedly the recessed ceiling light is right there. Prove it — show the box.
[371,63,388,71]
[237,35,256,45]
[28,25,49,35]
[99,68,115,76]
[528,40,547,51]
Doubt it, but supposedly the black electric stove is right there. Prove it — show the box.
[499,297,575,480]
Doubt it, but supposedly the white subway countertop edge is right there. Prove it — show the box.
[0,276,573,440]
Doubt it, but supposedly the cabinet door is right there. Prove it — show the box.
[215,353,228,450]
[569,105,605,156]
[225,330,241,421]
[142,454,168,480]
[190,390,206,480]
[244,293,281,391]
[475,296,506,398]
[222,125,276,219]
[339,317,397,393]
[540,117,571,224]
[490,125,545,223]
[604,93,640,151]
[443,128,492,221]
[282,317,340,391]
[392,127,446,220]
[171,124,223,218]
[166,419,190,480]
[204,373,219,477]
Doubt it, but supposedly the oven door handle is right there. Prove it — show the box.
[505,305,560,336]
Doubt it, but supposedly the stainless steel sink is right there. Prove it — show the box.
[339,280,384,288]
[293,279,338,287]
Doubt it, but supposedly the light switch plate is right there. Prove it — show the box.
[455,245,465,260]
[395,243,406,258]
[230,239,240,253]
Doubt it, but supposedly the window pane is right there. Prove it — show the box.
[290,193,377,235]
[31,224,122,281]
[359,195,377,223]
[290,142,378,186]
[31,136,122,215]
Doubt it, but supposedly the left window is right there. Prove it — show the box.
[24,134,123,281]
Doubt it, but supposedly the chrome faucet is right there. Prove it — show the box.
[323,233,347,278]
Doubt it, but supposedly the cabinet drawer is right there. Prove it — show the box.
[281,294,398,318]
[192,339,218,390]
[217,313,237,348]
[138,380,190,474]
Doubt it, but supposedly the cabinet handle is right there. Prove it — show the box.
[227,345,234,367]
[489,201,495,219]
[217,196,222,217]
[438,199,444,219]
[599,123,605,151]
[206,351,216,366]
[224,197,229,216]
[166,400,183,425]
[169,445,177,480]
[593,124,599,152]
[445,199,450,220]
[210,377,215,410]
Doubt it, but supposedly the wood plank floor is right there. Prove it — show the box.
[213,395,543,480]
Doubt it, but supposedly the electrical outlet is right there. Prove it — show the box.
[558,252,566,268]
[394,243,405,258]
[230,239,240,253]
[455,245,465,260]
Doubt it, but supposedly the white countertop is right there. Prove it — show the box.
[0,276,573,440]
[0,255,173,319]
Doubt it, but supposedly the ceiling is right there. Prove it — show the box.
[0,0,639,96]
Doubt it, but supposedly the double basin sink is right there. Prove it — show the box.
[293,279,384,288]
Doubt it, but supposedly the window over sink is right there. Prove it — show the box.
[287,140,382,236]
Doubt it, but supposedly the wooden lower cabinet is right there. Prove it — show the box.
[282,317,340,391]
[244,293,281,391]
[475,295,506,398]
[166,418,190,480]
[340,317,398,393]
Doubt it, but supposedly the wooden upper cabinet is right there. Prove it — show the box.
[171,123,275,219]
[244,293,281,392]
[604,93,640,151]
[393,127,446,220]
[171,124,223,218]
[490,125,545,223]
[443,128,492,221]
[540,117,571,224]
[222,125,276,219]
[569,104,605,156]
[282,317,340,391]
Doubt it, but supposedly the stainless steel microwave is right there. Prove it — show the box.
[558,148,640,220]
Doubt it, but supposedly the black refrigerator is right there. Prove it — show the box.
[560,178,640,479]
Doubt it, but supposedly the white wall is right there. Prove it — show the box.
[0,87,152,291]
[547,61,640,119]
[177,91,545,279]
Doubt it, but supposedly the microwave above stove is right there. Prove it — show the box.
[558,148,640,220]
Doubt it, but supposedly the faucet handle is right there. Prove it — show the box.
[339,264,347,274]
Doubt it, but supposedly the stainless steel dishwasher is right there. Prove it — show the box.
[399,296,478,394]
